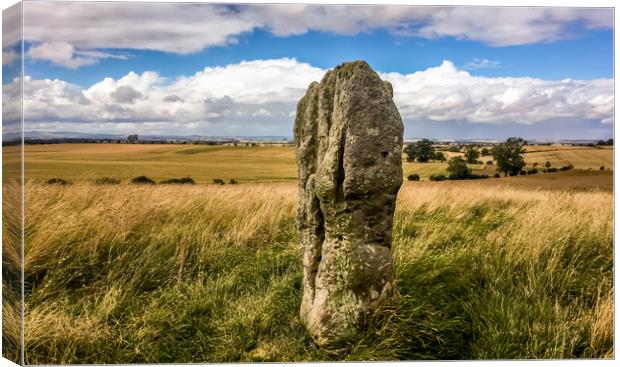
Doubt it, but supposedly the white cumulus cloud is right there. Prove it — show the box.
[27,42,129,69]
[15,2,614,68]
[11,58,613,135]
[412,7,612,46]
[381,60,613,124]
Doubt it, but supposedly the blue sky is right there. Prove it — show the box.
[25,28,614,87]
[2,2,614,139]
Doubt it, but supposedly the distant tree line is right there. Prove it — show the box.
[404,139,446,162]
[405,137,537,181]
[19,138,245,146]
[597,139,613,146]
[576,139,613,147]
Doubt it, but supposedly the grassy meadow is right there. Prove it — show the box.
[2,143,613,185]
[1,143,614,362]
[3,144,297,183]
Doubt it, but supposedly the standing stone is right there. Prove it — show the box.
[294,61,404,346]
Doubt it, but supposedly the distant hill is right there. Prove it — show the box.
[2,131,292,144]
[2,131,608,146]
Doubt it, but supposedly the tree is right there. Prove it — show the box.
[481,147,490,156]
[545,161,551,168]
[491,137,526,177]
[127,134,139,144]
[464,145,480,164]
[404,144,415,162]
[434,151,446,162]
[405,139,435,163]
[447,156,470,179]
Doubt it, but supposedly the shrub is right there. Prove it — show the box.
[486,160,493,165]
[213,178,225,185]
[519,170,527,175]
[229,179,238,184]
[547,167,558,173]
[429,174,446,181]
[527,168,538,174]
[131,176,155,185]
[494,173,501,178]
[533,162,538,167]
[447,157,470,180]
[600,166,605,170]
[467,173,489,179]
[46,178,69,185]
[407,174,420,181]
[160,177,195,185]
[434,151,447,162]
[545,161,552,168]
[559,164,574,171]
[95,177,121,185]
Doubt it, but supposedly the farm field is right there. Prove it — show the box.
[523,145,613,169]
[1,143,614,362]
[3,144,298,183]
[412,170,613,191]
[2,143,614,189]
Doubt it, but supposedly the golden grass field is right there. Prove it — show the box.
[524,145,614,170]
[1,143,614,362]
[1,143,613,188]
[3,144,298,183]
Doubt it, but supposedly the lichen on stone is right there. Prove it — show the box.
[294,60,404,346]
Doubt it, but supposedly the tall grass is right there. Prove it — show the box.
[14,181,613,363]
[2,180,22,364]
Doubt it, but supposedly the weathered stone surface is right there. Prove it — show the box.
[294,61,404,345]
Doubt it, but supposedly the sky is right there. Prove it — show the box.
[2,1,615,140]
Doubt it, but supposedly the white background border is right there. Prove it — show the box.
[0,1,616,366]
